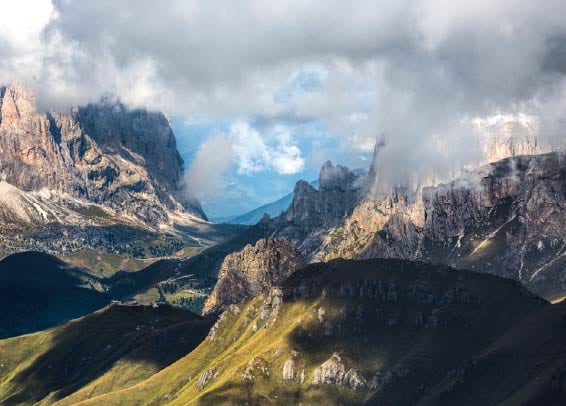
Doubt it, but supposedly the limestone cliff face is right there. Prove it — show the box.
[270,161,363,258]
[0,83,206,227]
[318,152,566,298]
[285,161,360,228]
[202,238,305,315]
[475,114,552,164]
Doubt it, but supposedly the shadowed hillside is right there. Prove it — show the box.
[0,222,261,339]
[0,252,109,338]
[0,304,213,405]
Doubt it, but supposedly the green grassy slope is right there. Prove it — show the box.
[61,249,157,277]
[61,246,206,278]
[0,305,213,405]
[73,259,566,405]
[418,299,566,406]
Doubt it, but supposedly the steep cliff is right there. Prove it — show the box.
[202,238,305,315]
[0,83,206,228]
[269,161,364,258]
[319,152,566,298]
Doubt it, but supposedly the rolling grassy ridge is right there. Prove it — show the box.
[2,253,565,405]
[49,259,566,405]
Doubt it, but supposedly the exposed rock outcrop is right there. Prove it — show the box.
[197,368,218,390]
[285,161,360,229]
[202,238,306,315]
[316,152,566,298]
[0,82,206,228]
[267,161,364,259]
[312,352,367,390]
[241,357,270,381]
[282,359,296,380]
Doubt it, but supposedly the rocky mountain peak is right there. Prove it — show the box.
[285,180,320,223]
[268,161,364,259]
[0,82,36,127]
[0,82,206,226]
[202,237,306,315]
[286,161,360,226]
[319,160,357,191]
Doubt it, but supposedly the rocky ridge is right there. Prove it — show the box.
[202,237,305,315]
[85,258,566,405]
[317,152,566,298]
[0,82,206,228]
[261,144,564,299]
[267,161,364,258]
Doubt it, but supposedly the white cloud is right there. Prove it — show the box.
[270,126,306,174]
[0,0,53,53]
[0,0,54,84]
[186,120,306,197]
[231,121,305,176]
[186,133,233,198]
[231,121,271,175]
[272,144,306,174]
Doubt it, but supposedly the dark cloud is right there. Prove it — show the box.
[543,35,566,74]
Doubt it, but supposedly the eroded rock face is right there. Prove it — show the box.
[312,352,367,390]
[197,368,218,390]
[282,359,296,380]
[317,152,566,298]
[202,238,306,315]
[285,161,360,229]
[312,353,345,385]
[0,83,205,227]
[268,161,364,259]
[241,357,270,381]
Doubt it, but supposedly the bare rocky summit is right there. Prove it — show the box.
[202,238,306,315]
[0,82,205,228]
[268,161,364,258]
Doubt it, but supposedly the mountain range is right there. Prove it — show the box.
[0,82,565,404]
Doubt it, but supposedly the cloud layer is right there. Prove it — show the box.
[2,0,566,197]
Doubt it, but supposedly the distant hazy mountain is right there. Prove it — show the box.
[221,180,317,225]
